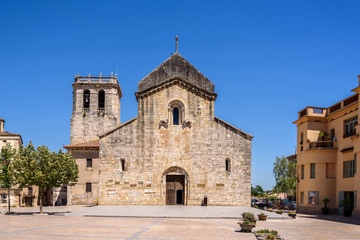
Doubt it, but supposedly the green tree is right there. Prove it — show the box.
[11,142,79,214]
[251,184,266,197]
[273,156,297,197]
[0,143,16,213]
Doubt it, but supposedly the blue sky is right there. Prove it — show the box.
[1,1,360,190]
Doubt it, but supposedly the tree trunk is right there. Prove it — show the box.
[39,187,43,214]
[7,187,10,213]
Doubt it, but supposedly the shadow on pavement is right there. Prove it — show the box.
[299,214,360,226]
[2,211,71,216]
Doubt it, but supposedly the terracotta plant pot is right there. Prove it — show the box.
[238,222,256,232]
[288,213,296,219]
[258,214,267,221]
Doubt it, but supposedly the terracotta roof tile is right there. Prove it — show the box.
[64,140,99,149]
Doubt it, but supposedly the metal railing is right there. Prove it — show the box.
[75,76,117,84]
[309,141,335,149]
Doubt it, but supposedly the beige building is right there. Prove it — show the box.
[65,52,253,206]
[294,76,360,216]
[0,119,64,207]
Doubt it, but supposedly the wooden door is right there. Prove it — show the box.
[166,175,184,205]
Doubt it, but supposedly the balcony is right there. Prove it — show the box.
[297,94,358,120]
[308,141,336,150]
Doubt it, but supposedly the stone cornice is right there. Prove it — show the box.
[135,76,217,101]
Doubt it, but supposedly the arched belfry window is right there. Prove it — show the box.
[83,90,90,109]
[98,90,105,109]
[168,101,184,125]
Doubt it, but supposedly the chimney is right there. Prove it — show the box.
[0,119,4,133]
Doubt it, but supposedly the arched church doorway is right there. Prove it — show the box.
[161,166,189,205]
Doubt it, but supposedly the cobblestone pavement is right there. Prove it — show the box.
[1,207,360,240]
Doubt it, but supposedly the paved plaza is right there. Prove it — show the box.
[0,206,360,239]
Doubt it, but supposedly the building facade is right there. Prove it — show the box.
[65,52,253,206]
[294,76,360,216]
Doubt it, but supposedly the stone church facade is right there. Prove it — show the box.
[65,52,253,206]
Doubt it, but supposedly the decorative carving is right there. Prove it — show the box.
[182,119,191,129]
[159,119,169,129]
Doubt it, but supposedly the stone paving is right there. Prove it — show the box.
[0,206,360,239]
[66,206,291,219]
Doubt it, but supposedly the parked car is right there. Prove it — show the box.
[251,199,259,207]
[254,199,271,210]
[289,201,296,210]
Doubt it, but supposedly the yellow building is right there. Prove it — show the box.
[294,76,360,216]
[0,119,58,207]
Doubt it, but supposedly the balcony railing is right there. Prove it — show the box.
[75,75,118,84]
[309,141,335,149]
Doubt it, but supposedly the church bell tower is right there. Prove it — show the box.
[70,73,122,144]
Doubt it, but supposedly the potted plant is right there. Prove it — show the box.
[258,213,268,221]
[288,211,296,219]
[341,198,354,217]
[321,198,330,215]
[318,131,329,141]
[254,229,281,240]
[238,220,256,232]
[275,209,283,214]
[267,209,273,212]
[242,212,257,224]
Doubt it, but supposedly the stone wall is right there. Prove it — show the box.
[98,82,252,206]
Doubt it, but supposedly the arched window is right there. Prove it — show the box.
[168,101,184,125]
[98,90,105,109]
[83,90,90,109]
[173,107,179,125]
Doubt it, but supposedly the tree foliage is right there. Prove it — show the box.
[273,155,296,196]
[11,142,79,213]
[251,184,266,197]
[0,143,16,213]
[0,143,16,188]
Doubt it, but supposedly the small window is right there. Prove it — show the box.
[343,160,355,178]
[121,159,126,171]
[28,187,33,195]
[225,159,231,172]
[98,90,105,109]
[310,163,316,179]
[300,192,304,204]
[87,158,92,168]
[313,108,323,114]
[300,132,303,145]
[83,90,90,109]
[330,128,335,141]
[301,165,304,179]
[1,193,6,203]
[86,182,92,192]
[344,116,357,138]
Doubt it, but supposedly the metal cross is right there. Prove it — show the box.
[175,35,178,53]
